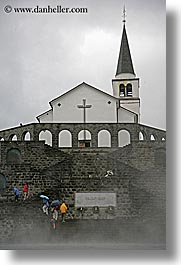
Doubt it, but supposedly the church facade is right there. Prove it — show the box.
[0,12,166,246]
[36,23,140,125]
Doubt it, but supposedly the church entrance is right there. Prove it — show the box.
[78,129,92,148]
[78,139,91,148]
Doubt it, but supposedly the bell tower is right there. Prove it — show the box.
[112,7,140,123]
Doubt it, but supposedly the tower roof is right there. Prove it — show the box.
[116,24,135,76]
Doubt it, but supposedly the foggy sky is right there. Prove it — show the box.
[0,0,166,130]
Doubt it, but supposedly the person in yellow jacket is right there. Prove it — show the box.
[60,201,67,222]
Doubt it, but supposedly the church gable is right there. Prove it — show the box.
[51,82,118,123]
[37,82,119,124]
[50,82,117,106]
[36,82,138,124]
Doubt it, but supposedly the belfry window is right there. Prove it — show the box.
[126,83,132,96]
[120,84,125,97]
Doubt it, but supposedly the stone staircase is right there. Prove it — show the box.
[0,198,166,249]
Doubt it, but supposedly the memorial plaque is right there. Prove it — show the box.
[75,192,116,207]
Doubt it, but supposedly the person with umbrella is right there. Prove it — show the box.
[50,200,60,229]
[40,195,49,215]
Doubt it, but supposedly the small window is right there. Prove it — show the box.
[139,131,144,141]
[150,134,155,141]
[22,131,31,141]
[120,84,125,97]
[126,84,132,97]
[9,134,18,141]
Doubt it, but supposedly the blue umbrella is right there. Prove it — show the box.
[39,195,49,200]
[50,200,60,207]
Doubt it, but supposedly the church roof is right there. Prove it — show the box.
[36,82,138,121]
[116,24,135,76]
[49,82,117,106]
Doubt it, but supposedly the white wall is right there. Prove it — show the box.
[119,99,140,122]
[52,83,117,123]
[118,108,135,123]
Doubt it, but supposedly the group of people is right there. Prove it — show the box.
[13,183,29,201]
[42,198,68,229]
[13,183,69,228]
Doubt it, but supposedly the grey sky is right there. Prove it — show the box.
[0,0,166,130]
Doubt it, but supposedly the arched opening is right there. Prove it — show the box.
[0,137,4,141]
[150,134,156,141]
[161,137,166,141]
[0,174,6,193]
[6,148,22,164]
[119,84,125,97]
[9,134,18,141]
[139,131,144,141]
[78,130,91,148]
[59,130,72,147]
[118,129,131,147]
[126,83,132,96]
[39,130,52,146]
[98,130,111,147]
[22,131,31,141]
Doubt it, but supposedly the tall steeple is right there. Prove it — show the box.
[116,7,135,77]
[112,7,140,123]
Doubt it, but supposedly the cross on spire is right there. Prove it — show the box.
[122,5,126,25]
[116,6,135,76]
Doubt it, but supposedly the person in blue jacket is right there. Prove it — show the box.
[42,198,49,215]
[13,185,20,202]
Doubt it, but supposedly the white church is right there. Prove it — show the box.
[37,14,140,147]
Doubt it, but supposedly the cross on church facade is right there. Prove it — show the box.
[77,99,92,141]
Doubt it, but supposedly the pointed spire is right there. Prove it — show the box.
[116,7,135,77]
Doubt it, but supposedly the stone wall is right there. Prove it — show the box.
[0,124,166,242]
[0,140,165,218]
[0,200,48,244]
[0,141,71,198]
[0,122,166,148]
